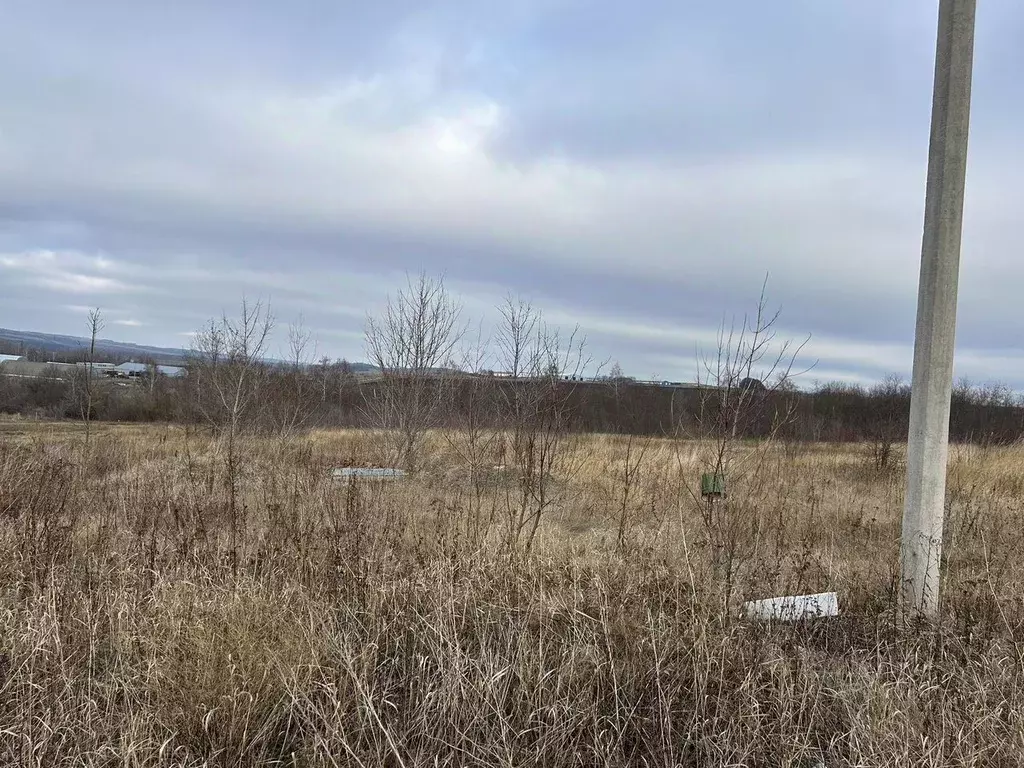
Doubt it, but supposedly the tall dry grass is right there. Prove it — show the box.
[1,420,1023,765]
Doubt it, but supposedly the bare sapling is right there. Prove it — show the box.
[683,278,812,604]
[868,374,909,471]
[316,355,332,404]
[440,322,501,547]
[266,315,320,440]
[363,272,466,472]
[494,295,595,552]
[83,307,104,447]
[188,297,274,576]
[607,367,654,551]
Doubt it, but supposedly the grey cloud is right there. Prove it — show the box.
[1,1,1023,387]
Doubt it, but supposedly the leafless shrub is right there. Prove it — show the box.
[613,432,653,551]
[867,373,909,472]
[439,323,503,547]
[604,368,656,552]
[260,315,322,440]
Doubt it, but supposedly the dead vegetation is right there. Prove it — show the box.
[0,421,1023,766]
[0,275,1017,765]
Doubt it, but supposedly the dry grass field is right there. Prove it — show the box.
[2,416,1024,766]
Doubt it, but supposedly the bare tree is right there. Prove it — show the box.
[190,298,275,433]
[494,293,540,379]
[607,361,627,387]
[316,355,332,403]
[188,297,274,575]
[364,272,465,471]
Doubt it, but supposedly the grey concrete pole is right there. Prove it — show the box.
[901,0,976,619]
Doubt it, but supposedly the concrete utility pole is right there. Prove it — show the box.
[901,0,976,619]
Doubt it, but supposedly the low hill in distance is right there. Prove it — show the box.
[0,328,190,365]
[0,328,378,371]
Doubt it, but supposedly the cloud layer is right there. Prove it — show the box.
[2,2,1023,386]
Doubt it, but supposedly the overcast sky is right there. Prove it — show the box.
[1,2,1021,386]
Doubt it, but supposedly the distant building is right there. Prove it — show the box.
[112,362,186,379]
[114,362,149,378]
[0,354,24,363]
[738,377,767,393]
[76,361,117,376]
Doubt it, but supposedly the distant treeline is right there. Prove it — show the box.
[453,375,1023,445]
[2,355,1022,446]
